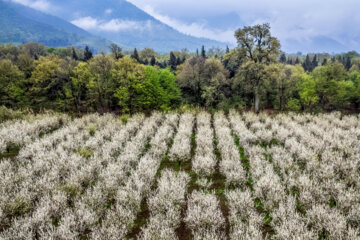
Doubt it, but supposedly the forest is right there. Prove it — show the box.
[1,24,360,114]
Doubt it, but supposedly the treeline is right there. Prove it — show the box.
[1,25,360,113]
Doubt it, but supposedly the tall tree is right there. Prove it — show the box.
[84,46,93,61]
[87,55,114,111]
[29,56,64,110]
[68,62,93,112]
[131,48,140,62]
[177,56,228,107]
[226,45,230,54]
[299,73,319,112]
[234,23,281,112]
[345,56,352,70]
[302,54,312,72]
[280,53,287,63]
[311,54,318,71]
[322,58,328,66]
[72,47,78,61]
[0,60,25,108]
[201,45,206,58]
[109,43,123,60]
[169,51,177,71]
[150,56,156,66]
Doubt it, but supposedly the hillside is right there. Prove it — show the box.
[44,0,229,52]
[0,1,114,52]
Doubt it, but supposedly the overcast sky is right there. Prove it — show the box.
[127,0,360,46]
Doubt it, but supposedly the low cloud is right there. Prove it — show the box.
[105,9,113,14]
[143,5,235,43]
[71,17,152,32]
[128,0,360,49]
[11,0,51,11]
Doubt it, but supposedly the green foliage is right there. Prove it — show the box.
[67,62,93,112]
[312,62,348,109]
[119,114,131,124]
[29,55,65,110]
[86,125,97,136]
[0,30,359,114]
[286,98,301,112]
[234,23,281,112]
[348,71,360,106]
[4,196,33,218]
[77,148,94,159]
[87,55,115,111]
[0,59,26,108]
[112,57,180,113]
[61,183,81,199]
[177,56,229,107]
[0,106,23,123]
[299,74,319,111]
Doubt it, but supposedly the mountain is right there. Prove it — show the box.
[0,0,114,52]
[42,0,228,52]
[282,36,350,54]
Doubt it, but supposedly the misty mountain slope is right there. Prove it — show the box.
[0,0,114,52]
[45,0,228,52]
[282,36,349,54]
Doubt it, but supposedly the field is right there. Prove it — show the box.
[0,110,359,239]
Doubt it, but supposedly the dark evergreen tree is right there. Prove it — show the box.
[303,54,312,71]
[226,45,230,53]
[84,46,93,61]
[287,57,292,65]
[196,49,199,56]
[131,48,140,62]
[295,57,300,65]
[72,47,78,61]
[280,53,286,63]
[176,57,181,66]
[181,56,186,64]
[201,45,206,58]
[150,56,156,66]
[311,54,318,71]
[322,58,328,66]
[169,51,177,71]
[345,56,352,70]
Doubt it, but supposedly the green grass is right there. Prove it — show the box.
[0,145,20,160]
[77,148,94,159]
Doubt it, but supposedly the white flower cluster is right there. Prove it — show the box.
[0,114,68,153]
[192,112,216,176]
[169,113,195,161]
[92,114,179,239]
[214,111,246,186]
[228,110,257,146]
[1,114,124,238]
[246,145,286,212]
[185,191,225,240]
[1,110,359,239]
[268,113,359,238]
[46,114,148,238]
[139,169,190,240]
[226,189,263,239]
[50,114,146,238]
[101,113,162,191]
[271,196,316,239]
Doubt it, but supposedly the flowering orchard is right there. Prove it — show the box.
[0,111,359,239]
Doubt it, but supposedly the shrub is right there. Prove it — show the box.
[0,106,23,123]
